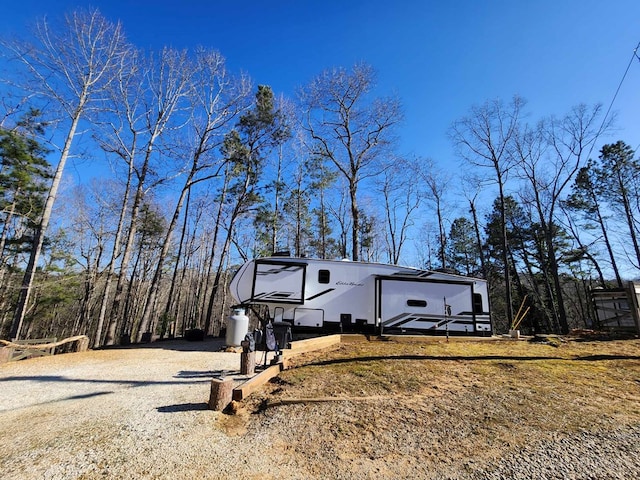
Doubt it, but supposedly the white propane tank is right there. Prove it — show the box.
[226,307,249,346]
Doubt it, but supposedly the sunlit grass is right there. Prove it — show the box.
[266,337,640,436]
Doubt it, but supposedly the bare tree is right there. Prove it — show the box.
[92,48,142,347]
[299,63,402,261]
[460,173,489,277]
[413,158,453,269]
[64,185,100,336]
[379,157,422,264]
[135,49,250,342]
[101,47,194,344]
[450,96,524,326]
[2,9,129,339]
[515,104,605,333]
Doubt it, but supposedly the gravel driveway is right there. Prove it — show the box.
[0,339,275,479]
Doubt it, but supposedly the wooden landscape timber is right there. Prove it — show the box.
[227,335,342,407]
[231,364,282,403]
[282,334,342,361]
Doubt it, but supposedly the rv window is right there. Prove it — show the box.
[473,293,483,314]
[407,299,427,308]
[318,269,330,284]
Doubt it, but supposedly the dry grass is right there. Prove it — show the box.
[237,335,640,474]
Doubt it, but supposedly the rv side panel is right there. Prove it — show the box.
[377,277,491,334]
[229,257,492,335]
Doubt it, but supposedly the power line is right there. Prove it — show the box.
[592,40,640,158]
[604,40,640,125]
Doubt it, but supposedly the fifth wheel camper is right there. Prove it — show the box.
[229,257,492,335]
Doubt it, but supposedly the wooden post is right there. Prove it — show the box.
[0,347,12,364]
[240,351,255,375]
[208,377,234,411]
[76,337,90,352]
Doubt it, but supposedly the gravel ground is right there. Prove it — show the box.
[1,338,639,479]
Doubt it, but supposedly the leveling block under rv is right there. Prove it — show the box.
[229,257,492,336]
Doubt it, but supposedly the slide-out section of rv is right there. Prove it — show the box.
[229,257,492,335]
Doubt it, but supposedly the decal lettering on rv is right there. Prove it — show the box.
[336,281,364,287]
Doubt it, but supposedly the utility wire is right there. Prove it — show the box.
[602,40,640,129]
[590,40,640,159]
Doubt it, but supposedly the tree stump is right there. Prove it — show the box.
[208,377,233,411]
[240,351,255,375]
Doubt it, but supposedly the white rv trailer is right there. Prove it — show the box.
[229,257,492,335]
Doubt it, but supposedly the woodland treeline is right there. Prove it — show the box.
[0,9,638,345]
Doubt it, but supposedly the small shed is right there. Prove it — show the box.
[591,282,640,334]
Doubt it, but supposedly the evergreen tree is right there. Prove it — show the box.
[306,156,338,259]
[446,217,481,276]
[0,112,52,338]
[564,162,620,286]
[0,111,52,265]
[594,141,640,271]
[204,85,288,334]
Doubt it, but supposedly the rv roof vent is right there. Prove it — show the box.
[272,250,291,257]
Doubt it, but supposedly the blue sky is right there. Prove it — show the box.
[3,0,640,172]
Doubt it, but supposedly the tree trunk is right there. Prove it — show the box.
[136,171,195,342]
[497,178,514,327]
[161,187,192,338]
[350,181,359,261]
[468,199,487,276]
[105,163,148,344]
[620,182,640,269]
[10,101,85,340]
[204,231,233,336]
[95,159,133,347]
[200,173,230,333]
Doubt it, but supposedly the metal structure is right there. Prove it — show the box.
[591,282,640,334]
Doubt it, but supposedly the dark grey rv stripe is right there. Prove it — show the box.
[382,313,409,326]
[428,318,453,329]
[387,317,416,328]
[306,288,335,301]
[384,314,481,328]
[257,265,303,275]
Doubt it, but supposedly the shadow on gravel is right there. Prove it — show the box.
[100,338,228,353]
[0,375,211,386]
[157,402,209,413]
[175,370,238,378]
